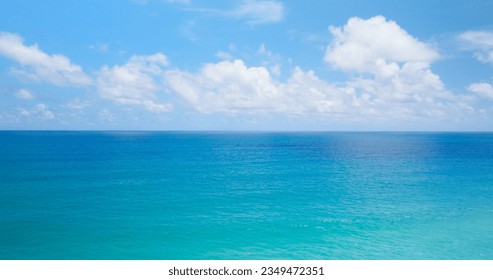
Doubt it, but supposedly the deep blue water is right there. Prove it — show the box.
[1,131,492,259]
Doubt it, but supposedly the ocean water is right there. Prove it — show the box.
[0,131,492,260]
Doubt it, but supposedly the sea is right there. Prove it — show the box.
[1,131,492,259]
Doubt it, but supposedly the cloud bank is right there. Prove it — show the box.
[165,16,467,124]
[0,15,488,128]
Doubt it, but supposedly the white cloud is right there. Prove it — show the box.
[15,88,34,100]
[347,61,447,102]
[166,59,358,115]
[322,15,454,119]
[0,32,92,86]
[194,0,284,25]
[166,59,468,123]
[166,59,278,113]
[325,16,439,74]
[96,53,173,112]
[458,31,493,64]
[229,0,284,24]
[468,82,493,99]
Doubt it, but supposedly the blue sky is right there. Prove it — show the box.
[1,0,493,130]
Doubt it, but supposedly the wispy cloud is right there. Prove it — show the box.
[15,88,35,100]
[459,30,493,99]
[179,20,198,41]
[0,32,92,86]
[66,98,91,110]
[468,82,493,99]
[228,0,284,24]
[192,0,284,25]
[18,103,55,121]
[458,31,493,65]
[89,43,110,53]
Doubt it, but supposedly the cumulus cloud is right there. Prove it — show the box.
[0,32,175,114]
[458,31,493,65]
[325,16,439,74]
[0,32,92,86]
[1,17,483,127]
[166,59,359,115]
[323,16,452,115]
[96,53,173,112]
[165,59,467,123]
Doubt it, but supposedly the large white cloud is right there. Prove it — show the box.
[165,58,469,124]
[0,32,92,86]
[325,16,439,74]
[324,16,452,114]
[165,59,357,115]
[97,53,173,112]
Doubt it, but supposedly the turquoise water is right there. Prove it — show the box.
[1,131,492,259]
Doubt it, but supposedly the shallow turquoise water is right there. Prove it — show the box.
[1,131,492,259]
